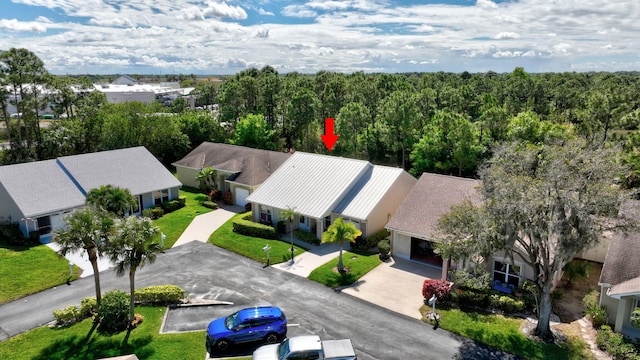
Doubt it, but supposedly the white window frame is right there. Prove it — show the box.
[493,258,522,288]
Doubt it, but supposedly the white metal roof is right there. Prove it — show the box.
[246,152,370,219]
[333,165,408,221]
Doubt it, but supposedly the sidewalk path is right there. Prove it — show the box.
[172,207,239,248]
[271,241,341,278]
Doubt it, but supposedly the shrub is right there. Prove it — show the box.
[162,199,185,213]
[563,260,592,287]
[202,201,218,209]
[53,305,81,325]
[452,287,491,309]
[195,194,209,203]
[97,290,130,333]
[583,290,607,328]
[79,297,97,318]
[135,285,185,304]
[277,220,286,234]
[351,230,389,251]
[489,294,525,314]
[377,238,391,260]
[596,325,640,360]
[631,307,640,328]
[295,229,320,245]
[233,214,277,239]
[452,266,491,290]
[422,279,451,301]
[0,223,33,245]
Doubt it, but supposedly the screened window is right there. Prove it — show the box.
[153,189,169,206]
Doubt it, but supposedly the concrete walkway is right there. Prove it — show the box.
[172,206,240,247]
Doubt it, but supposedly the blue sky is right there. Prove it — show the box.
[1,0,638,75]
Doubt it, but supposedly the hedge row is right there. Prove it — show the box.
[52,284,186,326]
[449,287,526,314]
[295,229,320,245]
[233,213,277,239]
[596,325,640,360]
[351,229,390,251]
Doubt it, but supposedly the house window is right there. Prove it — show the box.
[324,216,331,230]
[299,216,305,224]
[493,260,521,288]
[37,216,52,235]
[153,189,169,206]
[259,206,272,224]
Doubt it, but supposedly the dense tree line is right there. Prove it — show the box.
[3,48,640,181]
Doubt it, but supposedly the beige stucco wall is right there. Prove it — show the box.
[576,237,610,263]
[365,173,416,238]
[175,166,199,189]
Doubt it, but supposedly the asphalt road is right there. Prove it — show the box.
[0,241,516,360]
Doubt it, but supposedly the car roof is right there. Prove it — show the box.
[236,306,283,322]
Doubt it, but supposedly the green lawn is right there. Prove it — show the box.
[209,212,305,264]
[307,251,381,288]
[152,187,212,249]
[0,241,80,304]
[419,305,593,360]
[0,305,245,360]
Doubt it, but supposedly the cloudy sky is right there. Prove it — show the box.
[1,0,639,75]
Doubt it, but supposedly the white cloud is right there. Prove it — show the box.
[255,28,269,38]
[35,16,52,23]
[0,18,47,33]
[494,32,519,39]
[203,2,248,20]
[89,17,135,27]
[476,0,498,10]
[258,8,274,16]
[282,5,318,18]
[411,24,435,33]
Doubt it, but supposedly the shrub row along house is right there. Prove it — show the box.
[0,146,181,242]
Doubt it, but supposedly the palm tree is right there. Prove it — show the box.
[195,167,217,192]
[104,216,162,327]
[54,207,115,306]
[280,206,300,264]
[86,185,138,217]
[322,218,362,273]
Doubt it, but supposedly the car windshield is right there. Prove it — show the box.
[278,338,290,360]
[224,312,239,330]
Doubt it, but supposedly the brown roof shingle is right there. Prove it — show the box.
[385,172,481,239]
[172,142,291,187]
[599,231,640,297]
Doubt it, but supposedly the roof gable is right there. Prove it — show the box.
[385,172,481,238]
[599,232,640,297]
[246,152,370,218]
[57,146,181,195]
[172,142,291,187]
[334,166,415,220]
[0,160,86,217]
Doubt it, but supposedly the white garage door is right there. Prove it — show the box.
[235,188,250,206]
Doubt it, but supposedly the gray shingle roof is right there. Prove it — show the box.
[57,146,181,196]
[172,142,291,187]
[246,152,371,219]
[599,232,640,297]
[385,172,481,238]
[0,160,86,218]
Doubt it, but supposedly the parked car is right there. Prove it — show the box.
[252,335,357,360]
[206,306,287,353]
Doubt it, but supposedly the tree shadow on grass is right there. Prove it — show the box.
[32,331,153,360]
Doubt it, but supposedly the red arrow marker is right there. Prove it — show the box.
[320,117,339,151]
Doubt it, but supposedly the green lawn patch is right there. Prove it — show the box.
[152,187,212,249]
[209,212,305,264]
[0,305,240,360]
[420,305,592,360]
[0,241,80,304]
[307,251,381,288]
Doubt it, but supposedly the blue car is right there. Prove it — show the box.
[206,306,287,353]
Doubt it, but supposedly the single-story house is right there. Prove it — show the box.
[172,142,291,207]
[385,173,484,280]
[0,146,181,242]
[599,232,640,339]
[245,152,417,239]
